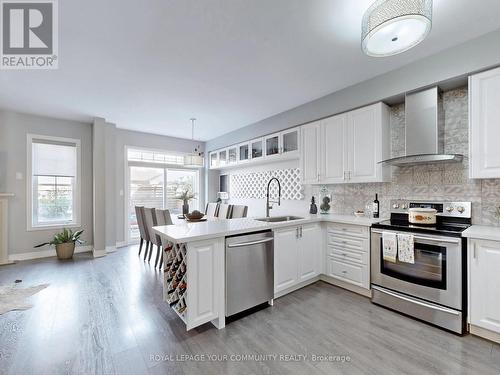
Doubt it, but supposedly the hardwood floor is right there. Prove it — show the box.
[0,246,499,375]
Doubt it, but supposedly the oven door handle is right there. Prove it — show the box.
[371,229,461,244]
[372,286,460,316]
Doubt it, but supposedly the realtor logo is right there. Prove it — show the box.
[1,0,58,69]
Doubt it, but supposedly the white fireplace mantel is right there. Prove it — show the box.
[0,193,15,265]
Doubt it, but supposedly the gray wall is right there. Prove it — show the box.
[0,111,94,254]
[114,128,205,244]
[0,110,206,256]
[206,28,500,152]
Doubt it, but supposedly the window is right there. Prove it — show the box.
[126,148,200,240]
[127,148,185,165]
[28,135,81,230]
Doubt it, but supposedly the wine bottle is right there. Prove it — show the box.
[373,194,380,218]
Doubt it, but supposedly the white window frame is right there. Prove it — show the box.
[27,134,82,231]
[124,145,202,244]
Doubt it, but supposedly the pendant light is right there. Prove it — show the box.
[184,118,204,168]
[362,0,433,57]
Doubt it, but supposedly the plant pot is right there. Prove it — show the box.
[56,242,75,260]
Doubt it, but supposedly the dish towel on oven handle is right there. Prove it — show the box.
[382,232,398,263]
[397,233,415,264]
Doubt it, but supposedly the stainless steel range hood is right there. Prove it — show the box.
[380,87,463,166]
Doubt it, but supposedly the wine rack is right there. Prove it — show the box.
[163,242,188,321]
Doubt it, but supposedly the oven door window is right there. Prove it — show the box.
[380,239,447,289]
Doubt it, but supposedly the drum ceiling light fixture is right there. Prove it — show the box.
[362,0,433,57]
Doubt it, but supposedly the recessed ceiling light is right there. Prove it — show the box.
[362,0,433,57]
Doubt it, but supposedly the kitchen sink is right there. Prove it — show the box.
[255,216,304,223]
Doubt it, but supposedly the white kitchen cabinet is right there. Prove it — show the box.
[300,102,390,184]
[347,103,390,183]
[298,224,322,282]
[160,237,225,331]
[250,138,264,160]
[469,67,500,179]
[321,114,347,183]
[282,128,299,155]
[209,151,218,169]
[265,128,300,159]
[469,238,500,341]
[300,121,321,184]
[274,226,299,293]
[227,146,238,165]
[208,126,300,170]
[273,223,322,295]
[264,132,281,158]
[218,149,227,167]
[238,142,250,163]
[324,223,370,291]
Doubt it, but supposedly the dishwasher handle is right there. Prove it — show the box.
[227,237,274,248]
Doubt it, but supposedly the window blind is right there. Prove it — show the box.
[32,141,77,177]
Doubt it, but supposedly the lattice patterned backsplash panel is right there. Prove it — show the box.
[230,168,303,200]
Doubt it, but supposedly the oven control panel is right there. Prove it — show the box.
[390,200,472,219]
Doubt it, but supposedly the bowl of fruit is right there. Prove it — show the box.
[185,210,206,222]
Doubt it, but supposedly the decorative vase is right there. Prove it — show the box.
[319,186,331,214]
[56,242,75,260]
[182,202,189,216]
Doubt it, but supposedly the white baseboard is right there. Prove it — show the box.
[92,249,107,258]
[274,276,320,299]
[320,274,372,298]
[116,241,127,248]
[470,324,500,344]
[9,245,93,262]
[106,245,116,253]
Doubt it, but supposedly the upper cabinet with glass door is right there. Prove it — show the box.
[238,142,250,163]
[264,128,299,158]
[209,151,218,169]
[208,126,300,169]
[282,128,299,155]
[250,138,263,161]
[227,145,238,165]
[264,132,280,158]
[218,149,227,167]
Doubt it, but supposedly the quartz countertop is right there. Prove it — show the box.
[462,225,500,242]
[153,213,386,244]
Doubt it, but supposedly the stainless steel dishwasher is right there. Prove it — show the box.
[225,230,274,317]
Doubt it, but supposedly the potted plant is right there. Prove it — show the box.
[34,228,84,260]
[175,189,196,216]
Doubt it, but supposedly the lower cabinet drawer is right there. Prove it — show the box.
[328,246,367,264]
[327,257,365,286]
[327,223,369,239]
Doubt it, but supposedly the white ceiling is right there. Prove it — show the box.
[1,0,500,141]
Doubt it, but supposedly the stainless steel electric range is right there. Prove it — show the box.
[371,200,472,334]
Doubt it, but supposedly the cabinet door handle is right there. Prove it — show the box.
[473,243,477,260]
[296,227,299,239]
[300,227,303,238]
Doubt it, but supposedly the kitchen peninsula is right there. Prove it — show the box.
[153,214,384,331]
